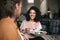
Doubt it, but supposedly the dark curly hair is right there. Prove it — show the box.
[26,6,41,22]
[0,0,22,20]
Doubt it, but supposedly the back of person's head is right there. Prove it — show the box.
[0,0,22,20]
[26,6,41,22]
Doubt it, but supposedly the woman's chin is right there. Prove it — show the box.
[30,17,35,20]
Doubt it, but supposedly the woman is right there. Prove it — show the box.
[0,0,24,40]
[20,6,44,40]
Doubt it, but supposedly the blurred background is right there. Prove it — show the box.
[22,0,60,17]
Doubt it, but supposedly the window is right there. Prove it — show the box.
[27,0,34,3]
[27,0,34,10]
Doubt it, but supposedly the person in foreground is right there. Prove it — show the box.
[20,6,44,40]
[0,0,24,40]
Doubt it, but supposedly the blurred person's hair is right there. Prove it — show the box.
[26,6,41,22]
[0,0,22,20]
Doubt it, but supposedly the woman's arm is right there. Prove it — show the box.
[20,20,26,33]
[20,21,30,40]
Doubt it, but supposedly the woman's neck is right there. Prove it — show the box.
[30,19,34,22]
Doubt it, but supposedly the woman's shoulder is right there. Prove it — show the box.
[36,21,41,24]
[36,21,42,26]
[22,20,27,24]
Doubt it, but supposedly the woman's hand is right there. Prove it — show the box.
[24,35,29,40]
[25,28,30,33]
[20,28,30,34]
[21,34,29,40]
[20,29,26,34]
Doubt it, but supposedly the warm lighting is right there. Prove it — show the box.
[27,0,34,3]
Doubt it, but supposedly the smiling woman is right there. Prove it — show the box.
[20,6,44,40]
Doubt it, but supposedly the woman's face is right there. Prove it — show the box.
[29,9,36,20]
